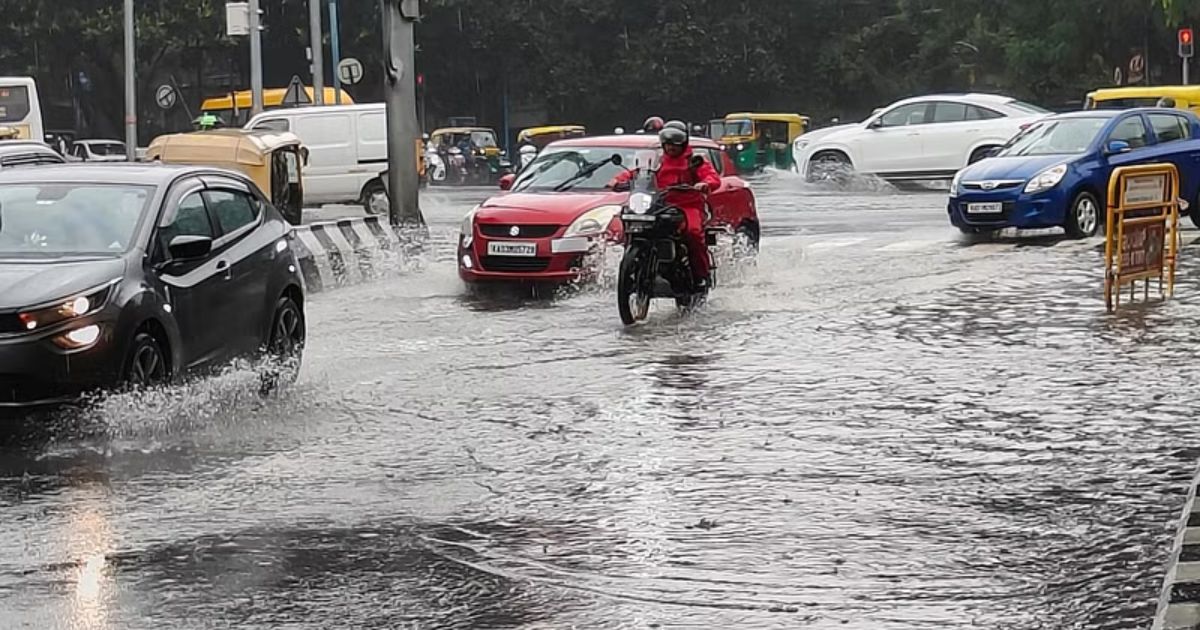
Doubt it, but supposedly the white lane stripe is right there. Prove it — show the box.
[876,239,944,252]
[349,220,379,248]
[806,237,868,250]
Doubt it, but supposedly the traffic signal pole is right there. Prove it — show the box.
[1180,28,1194,85]
[382,0,425,227]
[123,0,135,161]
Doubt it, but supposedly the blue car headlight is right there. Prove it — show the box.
[949,170,964,199]
[1024,164,1068,194]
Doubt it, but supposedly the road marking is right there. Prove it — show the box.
[876,239,945,252]
[805,237,868,250]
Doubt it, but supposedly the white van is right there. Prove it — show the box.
[245,103,387,208]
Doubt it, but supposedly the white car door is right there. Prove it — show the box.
[917,101,979,173]
[853,102,932,174]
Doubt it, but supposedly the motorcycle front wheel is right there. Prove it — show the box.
[618,244,651,326]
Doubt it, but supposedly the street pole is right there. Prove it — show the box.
[249,0,264,115]
[328,0,343,105]
[1186,58,1191,86]
[382,0,424,227]
[123,0,136,161]
[309,0,325,105]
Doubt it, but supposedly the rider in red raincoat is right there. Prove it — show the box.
[610,126,721,287]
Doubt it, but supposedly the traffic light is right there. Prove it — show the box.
[1180,28,1194,59]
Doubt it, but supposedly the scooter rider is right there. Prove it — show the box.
[610,127,721,288]
[639,116,666,134]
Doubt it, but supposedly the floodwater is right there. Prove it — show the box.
[3,171,1199,629]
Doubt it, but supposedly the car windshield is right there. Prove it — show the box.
[470,131,497,148]
[511,147,646,192]
[724,120,753,136]
[0,183,151,256]
[998,118,1108,157]
[87,142,127,156]
[708,122,726,139]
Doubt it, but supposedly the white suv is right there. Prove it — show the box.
[793,93,1050,182]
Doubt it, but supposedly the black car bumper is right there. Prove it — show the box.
[0,322,124,410]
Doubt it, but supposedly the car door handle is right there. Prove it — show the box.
[216,260,232,280]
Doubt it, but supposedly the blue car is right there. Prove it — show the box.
[948,108,1200,238]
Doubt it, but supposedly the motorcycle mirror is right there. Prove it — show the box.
[610,154,623,167]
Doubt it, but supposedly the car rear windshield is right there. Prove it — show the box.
[1089,97,1162,109]
[0,183,152,256]
[512,147,652,192]
[87,142,127,156]
[998,118,1109,157]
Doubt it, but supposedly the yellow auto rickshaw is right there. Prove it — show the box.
[517,125,587,150]
[719,113,810,173]
[146,129,308,225]
[1084,85,1200,114]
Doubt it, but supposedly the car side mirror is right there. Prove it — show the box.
[168,235,213,261]
[981,147,1000,159]
[689,154,704,169]
[611,153,623,167]
[868,118,883,130]
[1106,139,1132,155]
[499,173,516,191]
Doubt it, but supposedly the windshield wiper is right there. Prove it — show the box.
[554,156,618,192]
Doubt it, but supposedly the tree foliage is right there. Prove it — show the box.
[0,0,1192,140]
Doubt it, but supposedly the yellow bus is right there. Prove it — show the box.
[200,87,353,127]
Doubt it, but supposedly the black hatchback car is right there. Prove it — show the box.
[0,164,306,409]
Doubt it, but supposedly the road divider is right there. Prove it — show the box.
[1154,464,1200,630]
[292,217,414,293]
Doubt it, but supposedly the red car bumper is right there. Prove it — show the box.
[458,228,616,284]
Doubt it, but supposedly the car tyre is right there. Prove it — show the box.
[1064,191,1101,239]
[261,295,305,394]
[124,332,168,389]
[807,152,851,184]
[361,180,388,216]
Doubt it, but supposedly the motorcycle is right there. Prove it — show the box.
[446,146,469,185]
[616,156,723,325]
[425,146,447,185]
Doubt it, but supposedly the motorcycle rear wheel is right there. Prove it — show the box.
[618,244,651,325]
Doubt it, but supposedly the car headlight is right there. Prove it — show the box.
[564,205,623,237]
[949,170,964,199]
[794,139,810,152]
[1024,164,1068,194]
[460,205,479,248]
[18,283,114,332]
[628,192,653,215]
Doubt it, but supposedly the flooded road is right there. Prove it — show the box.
[4,172,1200,629]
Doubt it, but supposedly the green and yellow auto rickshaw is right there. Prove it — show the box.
[428,127,512,185]
[719,113,810,173]
[517,125,587,149]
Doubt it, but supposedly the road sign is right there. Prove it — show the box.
[226,2,250,36]
[1129,53,1145,84]
[154,84,177,110]
[1114,66,1124,86]
[1104,164,1181,312]
[337,57,364,85]
[281,75,312,107]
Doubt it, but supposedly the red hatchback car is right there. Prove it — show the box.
[458,134,759,284]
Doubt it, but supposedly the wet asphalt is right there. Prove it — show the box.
[3,171,1200,629]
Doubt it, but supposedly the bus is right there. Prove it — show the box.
[0,77,43,141]
[200,87,353,127]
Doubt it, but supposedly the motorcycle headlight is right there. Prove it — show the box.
[564,205,623,237]
[460,206,479,248]
[949,170,964,199]
[1024,164,1068,194]
[736,143,745,151]
[628,193,653,215]
[19,283,115,332]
